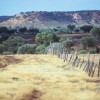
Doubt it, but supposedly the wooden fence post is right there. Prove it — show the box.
[76,58,81,67]
[63,49,66,62]
[98,58,100,77]
[83,53,90,72]
[69,53,74,62]
[89,61,94,76]
[66,51,68,61]
[71,51,76,63]
[79,54,85,68]
[91,64,97,77]
[72,56,78,67]
[88,54,95,76]
[72,51,78,67]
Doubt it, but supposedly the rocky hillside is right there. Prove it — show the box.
[0,10,100,29]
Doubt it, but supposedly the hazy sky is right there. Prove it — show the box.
[0,0,100,15]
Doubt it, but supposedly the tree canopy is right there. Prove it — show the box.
[35,32,59,46]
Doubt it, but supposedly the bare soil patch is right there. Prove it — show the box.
[0,55,23,68]
[29,90,43,100]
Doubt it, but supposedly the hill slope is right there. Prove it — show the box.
[0,10,100,28]
[0,16,12,23]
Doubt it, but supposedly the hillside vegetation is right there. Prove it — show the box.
[0,10,100,28]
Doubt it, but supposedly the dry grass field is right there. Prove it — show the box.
[0,54,100,100]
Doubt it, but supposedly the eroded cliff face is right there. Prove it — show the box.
[0,11,100,28]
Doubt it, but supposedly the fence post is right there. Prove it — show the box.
[98,58,100,77]
[71,51,76,63]
[88,54,95,76]
[76,58,81,67]
[79,54,85,68]
[66,51,68,61]
[72,51,78,67]
[63,49,66,62]
[83,53,90,73]
[69,53,73,62]
[72,56,78,66]
[91,64,97,77]
[89,61,94,76]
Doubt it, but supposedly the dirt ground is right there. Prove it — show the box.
[0,54,100,100]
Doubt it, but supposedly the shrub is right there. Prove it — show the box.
[1,33,9,41]
[0,44,5,54]
[67,25,76,33]
[61,39,73,53]
[35,32,59,46]
[62,39,73,49]
[3,36,25,53]
[36,44,46,54]
[79,49,96,54]
[89,49,96,54]
[79,50,88,54]
[3,51,13,55]
[80,25,93,33]
[0,27,9,33]
[17,44,37,54]
[90,27,100,39]
[80,36,96,49]
[19,27,27,33]
[59,38,66,43]
[74,28,80,33]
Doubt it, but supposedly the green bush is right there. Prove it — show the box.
[59,38,66,43]
[3,36,25,53]
[61,39,73,52]
[88,49,96,54]
[79,50,88,54]
[17,44,37,54]
[62,39,73,48]
[79,49,96,54]
[80,36,96,49]
[35,32,59,46]
[3,51,13,55]
[36,44,46,54]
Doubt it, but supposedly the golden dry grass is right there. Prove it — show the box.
[0,54,100,100]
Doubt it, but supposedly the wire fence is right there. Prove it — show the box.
[46,46,100,77]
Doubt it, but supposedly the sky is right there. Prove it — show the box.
[0,0,100,15]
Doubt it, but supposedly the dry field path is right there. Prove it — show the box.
[0,54,100,100]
